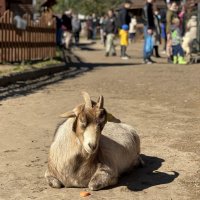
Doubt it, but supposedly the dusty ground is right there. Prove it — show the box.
[0,41,200,200]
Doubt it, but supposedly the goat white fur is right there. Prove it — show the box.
[45,92,143,190]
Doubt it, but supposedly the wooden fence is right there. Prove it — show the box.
[0,10,56,63]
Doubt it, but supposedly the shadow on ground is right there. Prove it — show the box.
[117,154,179,191]
[0,42,142,101]
[0,61,139,101]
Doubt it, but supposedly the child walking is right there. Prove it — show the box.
[143,28,154,64]
[119,24,129,59]
[171,18,187,64]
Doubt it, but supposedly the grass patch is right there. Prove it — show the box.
[0,54,63,76]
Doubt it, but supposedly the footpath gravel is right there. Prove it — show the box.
[0,41,199,200]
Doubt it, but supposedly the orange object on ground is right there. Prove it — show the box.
[80,191,91,197]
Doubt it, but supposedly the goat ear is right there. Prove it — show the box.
[60,111,76,118]
[107,112,121,123]
[97,95,104,109]
[82,91,92,108]
[60,104,84,118]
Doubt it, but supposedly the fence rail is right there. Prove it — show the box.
[0,10,56,63]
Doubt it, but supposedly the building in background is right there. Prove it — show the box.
[0,0,57,17]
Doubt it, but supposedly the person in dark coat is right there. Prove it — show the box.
[160,7,167,53]
[104,9,117,57]
[53,15,63,46]
[61,10,73,49]
[142,0,155,64]
[117,0,131,58]
[91,13,99,40]
[72,14,82,47]
[153,8,161,58]
[117,1,131,29]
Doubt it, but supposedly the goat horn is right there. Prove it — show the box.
[97,95,104,109]
[82,91,92,108]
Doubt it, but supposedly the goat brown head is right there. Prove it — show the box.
[60,92,108,154]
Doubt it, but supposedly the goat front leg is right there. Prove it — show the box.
[88,164,118,191]
[45,169,63,188]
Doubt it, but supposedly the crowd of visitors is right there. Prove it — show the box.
[54,10,82,49]
[54,0,199,64]
[142,0,198,64]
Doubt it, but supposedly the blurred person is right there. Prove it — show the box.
[92,13,99,40]
[129,16,137,43]
[116,0,131,57]
[86,15,93,40]
[166,1,179,63]
[117,0,131,29]
[119,24,129,59]
[143,0,155,63]
[62,10,73,49]
[178,3,186,36]
[160,7,167,53]
[99,15,107,46]
[153,7,161,58]
[104,9,117,57]
[186,0,198,20]
[144,28,154,64]
[72,14,82,47]
[171,17,187,64]
[53,14,63,47]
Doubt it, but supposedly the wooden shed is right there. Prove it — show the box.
[129,0,166,18]
[40,0,56,8]
[0,0,34,16]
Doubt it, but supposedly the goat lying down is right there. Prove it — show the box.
[45,92,144,191]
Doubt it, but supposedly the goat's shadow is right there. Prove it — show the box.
[113,154,179,191]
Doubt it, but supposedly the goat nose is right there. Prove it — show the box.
[88,143,96,151]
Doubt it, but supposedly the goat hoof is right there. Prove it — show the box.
[88,182,101,191]
[47,177,63,188]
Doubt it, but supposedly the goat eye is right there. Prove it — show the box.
[99,111,105,119]
[81,122,87,129]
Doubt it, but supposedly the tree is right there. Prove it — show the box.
[52,0,124,15]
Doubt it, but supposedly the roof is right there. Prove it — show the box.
[116,0,167,11]
[9,0,33,3]
[8,0,34,15]
[129,0,166,9]
[40,0,56,7]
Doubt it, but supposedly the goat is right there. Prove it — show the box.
[45,92,143,191]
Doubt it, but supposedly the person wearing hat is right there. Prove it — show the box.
[119,24,129,59]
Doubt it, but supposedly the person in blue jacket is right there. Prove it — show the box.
[142,0,155,64]
[144,28,154,64]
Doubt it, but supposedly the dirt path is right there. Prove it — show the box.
[0,41,199,200]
